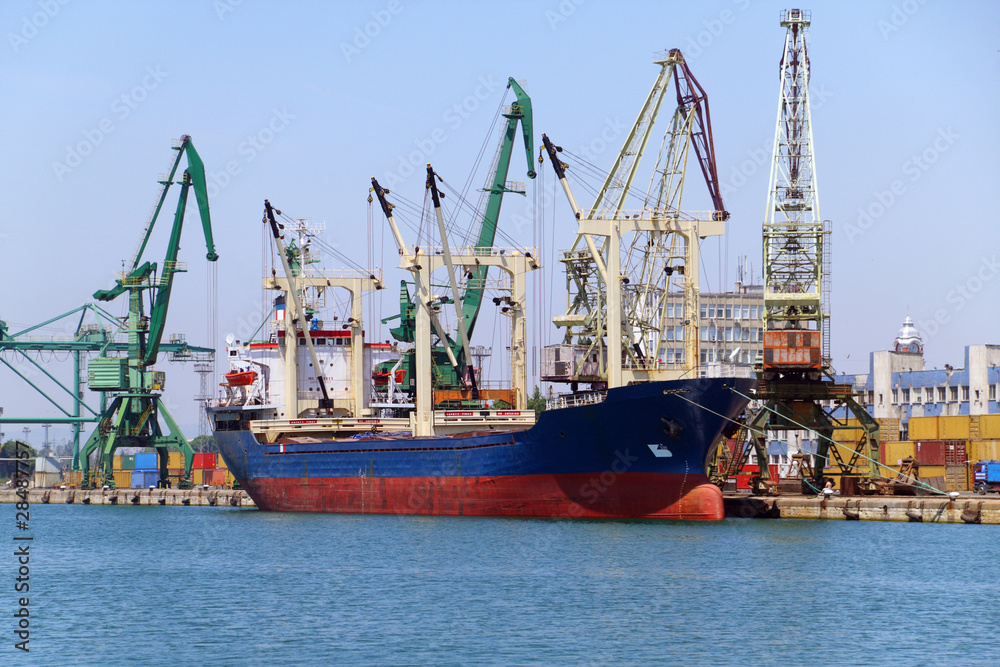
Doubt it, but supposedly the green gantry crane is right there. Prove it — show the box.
[80,135,218,489]
[372,78,535,400]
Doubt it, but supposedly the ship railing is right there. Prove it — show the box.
[545,390,607,411]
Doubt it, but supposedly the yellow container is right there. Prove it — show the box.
[980,415,1000,440]
[192,469,204,486]
[114,471,132,489]
[832,418,861,443]
[908,416,939,440]
[878,418,900,442]
[168,451,183,469]
[919,464,947,479]
[64,471,83,487]
[113,455,123,471]
[883,441,916,466]
[970,440,1000,463]
[939,415,970,440]
[945,465,968,492]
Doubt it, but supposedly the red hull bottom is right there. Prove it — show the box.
[243,472,724,520]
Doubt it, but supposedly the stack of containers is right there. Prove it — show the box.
[131,451,159,488]
[193,452,215,486]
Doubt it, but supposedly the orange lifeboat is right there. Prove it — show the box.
[225,370,258,386]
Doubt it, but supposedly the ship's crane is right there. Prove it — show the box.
[743,9,881,495]
[79,135,218,489]
[372,78,535,403]
[539,49,728,388]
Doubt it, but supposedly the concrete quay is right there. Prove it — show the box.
[725,493,1000,524]
[1,487,256,508]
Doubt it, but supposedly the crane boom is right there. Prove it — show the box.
[457,78,535,358]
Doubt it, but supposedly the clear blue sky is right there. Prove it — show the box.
[1,0,998,443]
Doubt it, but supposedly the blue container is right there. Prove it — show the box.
[131,469,160,489]
[134,452,158,469]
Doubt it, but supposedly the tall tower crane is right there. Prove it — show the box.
[745,10,881,495]
[79,135,218,489]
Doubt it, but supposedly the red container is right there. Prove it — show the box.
[944,441,967,466]
[210,469,227,486]
[915,441,946,466]
[193,453,217,469]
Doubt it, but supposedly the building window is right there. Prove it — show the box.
[892,389,899,403]
[725,327,733,342]
[742,305,749,319]
[926,388,934,404]
[742,328,750,342]
[949,386,958,402]
[700,350,707,364]
[962,386,969,401]
[666,303,674,318]
[991,384,997,401]
[700,304,707,318]
[751,328,758,342]
[868,390,874,404]
[725,305,733,319]
[666,328,674,341]
[902,388,910,402]
[938,387,946,402]
[708,304,715,318]
[700,326,708,341]
[750,305,758,319]
[675,326,684,341]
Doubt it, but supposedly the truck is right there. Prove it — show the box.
[973,460,1000,494]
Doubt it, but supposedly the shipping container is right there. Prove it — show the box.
[908,416,939,441]
[939,415,971,440]
[134,452,158,469]
[121,454,136,470]
[113,471,132,489]
[980,415,1000,440]
[971,440,1000,463]
[217,455,228,470]
[193,452,217,469]
[878,418,900,442]
[914,441,947,466]
[64,471,83,487]
[209,469,227,486]
[168,451,183,469]
[113,455,123,470]
[918,465,947,492]
[883,441,916,467]
[131,469,160,489]
[945,465,968,492]
[192,469,204,486]
[944,441,967,466]
[832,418,860,443]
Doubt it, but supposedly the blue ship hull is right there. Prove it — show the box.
[210,377,754,519]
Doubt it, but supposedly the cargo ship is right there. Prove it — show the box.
[210,64,755,519]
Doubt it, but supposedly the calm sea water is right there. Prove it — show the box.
[5,505,1000,665]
